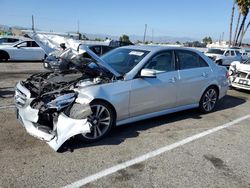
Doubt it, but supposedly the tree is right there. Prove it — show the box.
[119,34,131,43]
[235,0,250,46]
[229,1,236,46]
[233,11,241,45]
[242,19,250,38]
[94,38,103,41]
[202,36,212,44]
[176,41,181,45]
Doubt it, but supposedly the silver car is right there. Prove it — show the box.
[15,46,229,151]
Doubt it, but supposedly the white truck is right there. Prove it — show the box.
[204,48,242,66]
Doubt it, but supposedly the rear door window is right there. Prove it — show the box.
[176,50,208,70]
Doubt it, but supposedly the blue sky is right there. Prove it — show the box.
[0,0,243,41]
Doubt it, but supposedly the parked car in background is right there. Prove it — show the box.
[0,36,23,45]
[15,46,229,151]
[239,51,248,61]
[77,44,114,56]
[0,39,46,61]
[229,47,249,61]
[43,44,115,71]
[229,59,250,90]
[204,48,242,66]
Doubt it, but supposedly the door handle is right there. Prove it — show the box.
[202,72,208,78]
[169,77,177,83]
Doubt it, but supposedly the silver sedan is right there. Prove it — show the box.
[15,46,229,151]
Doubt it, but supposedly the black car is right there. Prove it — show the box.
[43,44,114,71]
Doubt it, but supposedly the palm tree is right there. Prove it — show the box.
[239,23,245,45]
[233,11,241,46]
[235,0,250,46]
[242,19,250,38]
[229,1,235,47]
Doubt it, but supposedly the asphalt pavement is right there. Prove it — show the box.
[0,63,250,188]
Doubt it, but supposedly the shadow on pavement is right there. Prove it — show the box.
[232,88,250,94]
[59,94,246,153]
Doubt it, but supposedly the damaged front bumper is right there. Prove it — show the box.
[229,71,250,90]
[15,82,92,151]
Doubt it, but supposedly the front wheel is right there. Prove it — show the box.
[199,87,218,113]
[77,101,115,142]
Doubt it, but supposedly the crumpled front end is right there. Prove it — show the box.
[229,62,250,90]
[14,81,92,151]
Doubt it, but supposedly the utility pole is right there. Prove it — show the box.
[143,24,147,43]
[77,20,81,40]
[221,32,224,41]
[77,20,79,33]
[152,29,154,43]
[32,15,34,31]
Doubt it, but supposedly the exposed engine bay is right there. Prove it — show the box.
[15,48,117,151]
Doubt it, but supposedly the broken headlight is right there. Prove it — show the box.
[46,92,76,111]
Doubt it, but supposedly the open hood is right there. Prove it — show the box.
[81,46,121,78]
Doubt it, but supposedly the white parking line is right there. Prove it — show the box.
[63,114,250,188]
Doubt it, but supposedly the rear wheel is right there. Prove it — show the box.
[77,101,115,142]
[199,87,218,113]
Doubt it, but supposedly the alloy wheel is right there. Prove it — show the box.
[82,104,111,140]
[202,88,218,112]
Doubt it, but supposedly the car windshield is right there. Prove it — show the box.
[100,48,149,75]
[207,49,225,55]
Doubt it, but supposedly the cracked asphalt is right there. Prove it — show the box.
[0,63,250,188]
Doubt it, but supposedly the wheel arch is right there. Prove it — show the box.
[200,84,220,101]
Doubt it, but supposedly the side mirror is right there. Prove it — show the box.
[140,68,156,78]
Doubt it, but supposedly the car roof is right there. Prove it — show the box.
[119,45,202,53]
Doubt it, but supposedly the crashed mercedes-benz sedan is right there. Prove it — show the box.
[229,59,250,90]
[15,46,229,151]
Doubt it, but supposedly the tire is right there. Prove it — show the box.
[199,86,218,113]
[75,101,115,143]
[0,51,9,62]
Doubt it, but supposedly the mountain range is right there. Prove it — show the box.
[2,24,250,43]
